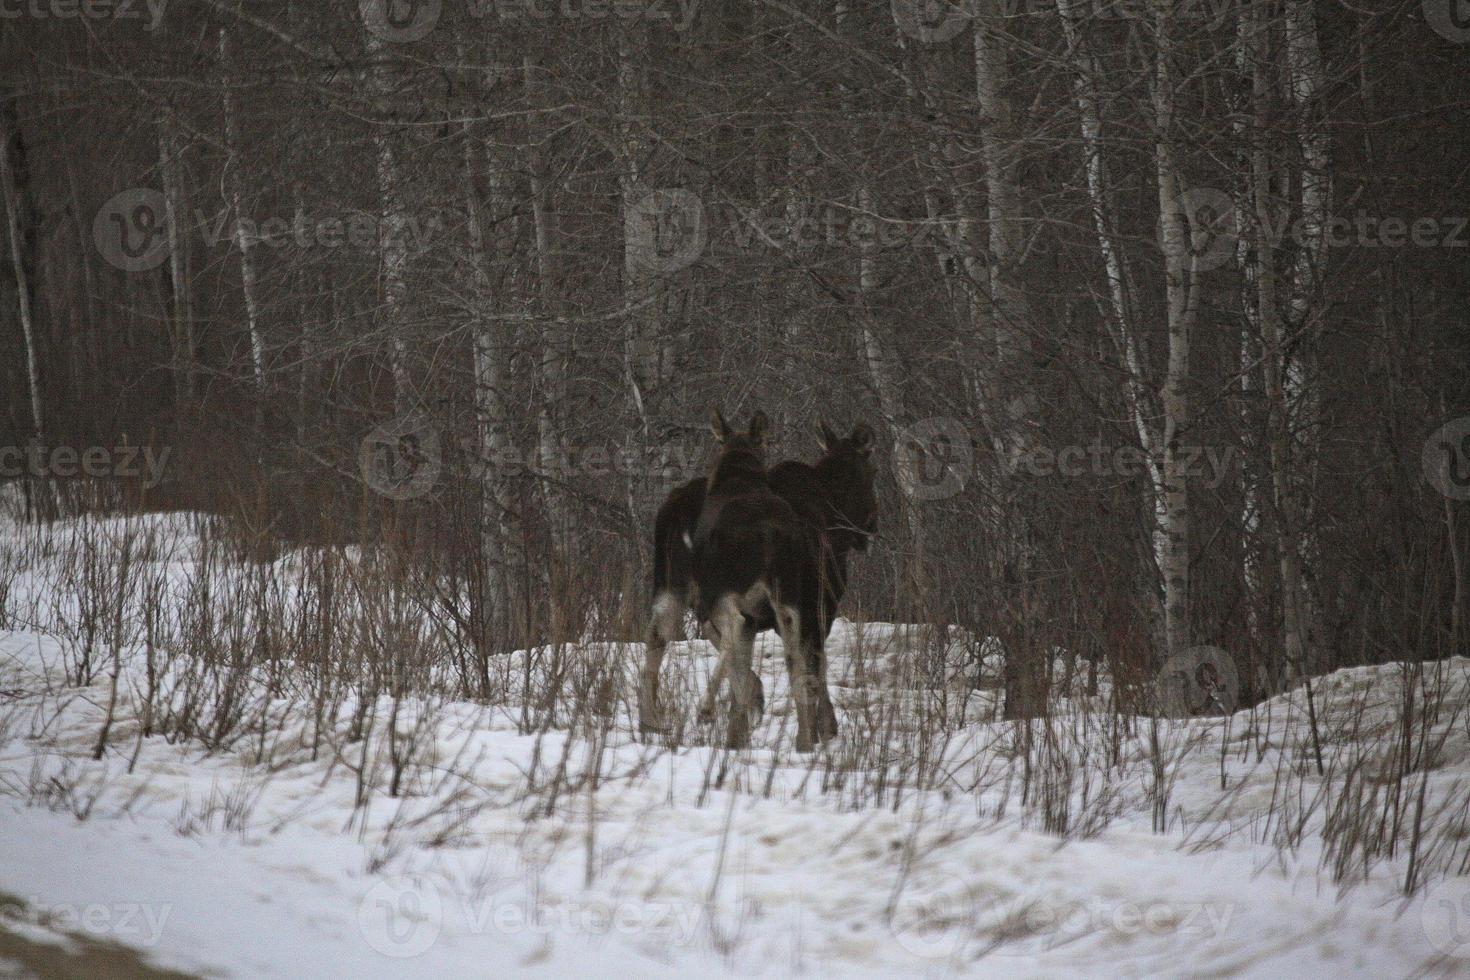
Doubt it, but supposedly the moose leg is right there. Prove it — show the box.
[774,602,816,752]
[806,593,839,742]
[805,608,840,740]
[811,646,839,742]
[640,590,684,734]
[696,647,730,725]
[708,596,759,749]
[726,619,760,750]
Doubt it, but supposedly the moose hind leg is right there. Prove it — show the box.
[640,590,684,734]
[706,595,759,750]
[805,602,839,742]
[811,644,839,741]
[774,602,816,752]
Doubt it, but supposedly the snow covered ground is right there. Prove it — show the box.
[1,514,1468,977]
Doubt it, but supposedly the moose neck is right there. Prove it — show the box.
[812,453,871,549]
[707,445,766,495]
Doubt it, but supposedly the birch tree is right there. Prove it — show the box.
[1151,0,1202,662]
[219,28,266,410]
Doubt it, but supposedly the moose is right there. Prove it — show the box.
[641,409,877,751]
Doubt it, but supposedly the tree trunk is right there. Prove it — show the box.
[523,54,574,561]
[1055,0,1166,646]
[1152,1,1200,663]
[364,28,413,413]
[972,0,1044,718]
[158,111,195,411]
[1249,3,1310,685]
[0,100,51,517]
[463,105,518,679]
[1283,0,1329,673]
[219,29,267,417]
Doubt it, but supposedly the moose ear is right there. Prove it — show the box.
[850,422,875,454]
[748,410,770,445]
[817,421,838,451]
[710,407,732,443]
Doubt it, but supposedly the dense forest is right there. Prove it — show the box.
[2,0,1467,712]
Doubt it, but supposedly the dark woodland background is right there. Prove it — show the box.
[1,0,1467,713]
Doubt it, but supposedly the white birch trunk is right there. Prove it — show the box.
[219,28,266,404]
[1152,0,1201,661]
